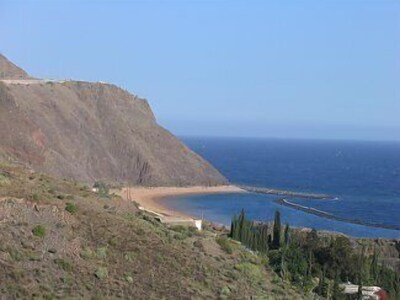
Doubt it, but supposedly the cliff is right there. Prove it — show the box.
[0,54,227,186]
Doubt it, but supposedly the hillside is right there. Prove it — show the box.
[0,54,32,79]
[0,54,227,186]
[0,162,308,299]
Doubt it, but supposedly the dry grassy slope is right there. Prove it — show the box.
[0,54,32,79]
[0,64,227,186]
[0,163,309,299]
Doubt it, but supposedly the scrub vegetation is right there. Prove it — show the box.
[0,162,308,299]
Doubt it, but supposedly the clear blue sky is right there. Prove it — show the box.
[1,0,399,141]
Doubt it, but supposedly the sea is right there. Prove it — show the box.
[163,137,400,239]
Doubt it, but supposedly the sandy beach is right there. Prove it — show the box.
[118,185,245,218]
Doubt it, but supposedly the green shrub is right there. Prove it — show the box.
[31,193,40,201]
[108,237,118,247]
[65,202,78,214]
[28,250,42,261]
[219,286,231,299]
[0,173,11,186]
[234,263,265,286]
[125,275,134,284]
[80,185,89,192]
[32,225,46,238]
[93,181,109,197]
[10,268,24,280]
[54,258,72,272]
[80,247,94,259]
[124,251,136,262]
[96,247,108,259]
[216,237,233,254]
[94,267,108,280]
[171,225,187,233]
[8,248,24,261]
[193,240,205,252]
[170,225,195,239]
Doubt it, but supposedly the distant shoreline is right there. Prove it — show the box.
[275,198,400,231]
[240,186,335,200]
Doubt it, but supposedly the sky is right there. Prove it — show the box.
[1,0,399,141]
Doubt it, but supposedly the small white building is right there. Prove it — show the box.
[340,284,387,300]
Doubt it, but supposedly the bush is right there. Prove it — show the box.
[54,258,72,272]
[216,237,233,254]
[80,247,94,259]
[219,286,231,299]
[124,251,136,262]
[65,202,78,214]
[8,248,24,261]
[94,267,108,280]
[31,193,40,201]
[96,247,108,259]
[193,240,205,252]
[93,181,109,197]
[125,275,134,284]
[234,263,265,286]
[32,225,46,238]
[0,173,11,186]
[170,225,196,239]
[80,185,89,192]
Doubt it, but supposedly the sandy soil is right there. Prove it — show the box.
[118,185,245,218]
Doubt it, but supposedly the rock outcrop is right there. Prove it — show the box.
[0,54,227,186]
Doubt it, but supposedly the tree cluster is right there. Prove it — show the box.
[229,209,400,299]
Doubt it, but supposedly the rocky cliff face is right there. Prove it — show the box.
[0,55,227,186]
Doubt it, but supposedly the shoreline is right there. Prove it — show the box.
[116,185,400,238]
[117,185,245,220]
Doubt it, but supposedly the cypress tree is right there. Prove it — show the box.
[332,271,341,300]
[394,272,400,300]
[356,246,365,300]
[284,222,290,246]
[230,215,237,239]
[317,268,323,296]
[252,231,258,251]
[308,250,313,279]
[240,216,251,247]
[238,209,246,243]
[371,247,379,282]
[272,210,281,249]
[260,224,269,253]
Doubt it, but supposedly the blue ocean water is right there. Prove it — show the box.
[164,137,400,239]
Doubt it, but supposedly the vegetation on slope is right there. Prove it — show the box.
[0,162,308,299]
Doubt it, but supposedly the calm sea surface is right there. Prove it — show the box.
[164,137,400,238]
